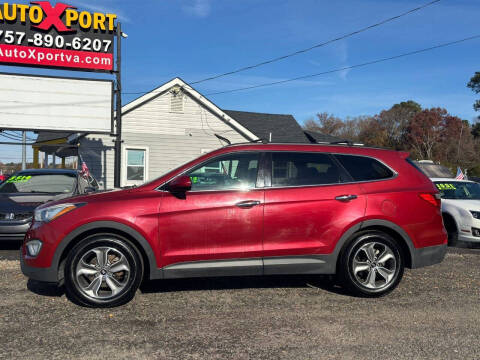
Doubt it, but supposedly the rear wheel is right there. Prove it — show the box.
[339,231,404,297]
[64,235,143,308]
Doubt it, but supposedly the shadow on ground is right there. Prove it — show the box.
[140,274,349,296]
[27,280,64,297]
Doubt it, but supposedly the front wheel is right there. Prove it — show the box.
[64,235,143,308]
[339,231,404,297]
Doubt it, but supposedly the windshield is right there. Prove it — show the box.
[0,173,76,194]
[434,181,480,200]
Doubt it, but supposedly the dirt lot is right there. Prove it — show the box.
[0,245,479,360]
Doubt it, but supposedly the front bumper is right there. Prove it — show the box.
[458,233,480,243]
[411,244,447,268]
[0,222,30,241]
[20,254,58,283]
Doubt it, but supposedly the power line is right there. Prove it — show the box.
[3,131,35,141]
[121,0,441,96]
[204,35,480,96]
[188,0,441,85]
[0,133,23,142]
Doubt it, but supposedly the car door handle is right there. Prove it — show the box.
[335,195,358,202]
[235,200,261,208]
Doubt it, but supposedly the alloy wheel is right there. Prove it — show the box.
[352,241,397,290]
[75,246,131,299]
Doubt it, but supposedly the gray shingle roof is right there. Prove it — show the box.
[223,110,309,143]
[34,132,72,144]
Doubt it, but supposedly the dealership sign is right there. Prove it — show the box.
[0,2,117,72]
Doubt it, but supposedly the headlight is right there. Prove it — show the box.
[34,203,84,223]
[471,211,480,219]
[26,240,42,257]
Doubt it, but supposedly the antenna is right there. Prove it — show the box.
[214,134,231,145]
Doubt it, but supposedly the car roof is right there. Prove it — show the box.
[222,142,406,155]
[16,169,78,176]
[430,177,474,183]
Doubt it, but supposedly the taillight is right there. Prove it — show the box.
[419,193,441,208]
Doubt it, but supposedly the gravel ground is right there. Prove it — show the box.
[0,245,479,360]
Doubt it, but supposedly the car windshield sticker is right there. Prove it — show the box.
[6,176,32,184]
[435,183,456,190]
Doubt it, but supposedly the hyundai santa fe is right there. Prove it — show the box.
[21,143,447,307]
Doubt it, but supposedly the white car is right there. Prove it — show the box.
[431,178,480,244]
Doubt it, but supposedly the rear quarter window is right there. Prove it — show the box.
[334,154,394,182]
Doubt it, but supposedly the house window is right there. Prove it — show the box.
[126,149,146,182]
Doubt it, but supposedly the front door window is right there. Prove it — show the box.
[186,153,260,191]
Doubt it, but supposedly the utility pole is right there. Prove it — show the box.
[113,22,122,188]
[22,131,26,170]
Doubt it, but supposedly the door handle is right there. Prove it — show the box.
[335,195,358,202]
[236,200,261,208]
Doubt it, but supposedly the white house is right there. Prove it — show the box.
[75,77,324,189]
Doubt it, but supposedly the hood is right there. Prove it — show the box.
[35,187,126,210]
[443,198,480,211]
[0,192,72,214]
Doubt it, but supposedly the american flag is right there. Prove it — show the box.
[455,167,464,180]
[80,161,90,179]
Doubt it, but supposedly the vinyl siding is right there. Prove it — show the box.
[80,90,248,188]
[78,134,115,190]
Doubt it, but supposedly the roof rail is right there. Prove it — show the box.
[328,140,365,146]
[251,138,269,144]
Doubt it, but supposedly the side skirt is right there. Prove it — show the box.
[159,255,336,280]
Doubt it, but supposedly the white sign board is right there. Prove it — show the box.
[0,73,113,133]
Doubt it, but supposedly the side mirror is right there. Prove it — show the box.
[168,175,192,193]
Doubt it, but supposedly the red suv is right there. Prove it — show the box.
[21,144,447,307]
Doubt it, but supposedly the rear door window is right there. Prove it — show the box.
[334,154,394,181]
[271,152,348,187]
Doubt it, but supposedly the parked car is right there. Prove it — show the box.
[21,143,447,307]
[431,178,480,245]
[0,169,98,242]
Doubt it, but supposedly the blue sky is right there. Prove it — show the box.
[1,0,479,162]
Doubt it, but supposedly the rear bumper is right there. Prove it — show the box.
[411,244,447,269]
[20,255,58,283]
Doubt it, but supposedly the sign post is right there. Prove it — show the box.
[114,22,122,188]
[0,2,124,186]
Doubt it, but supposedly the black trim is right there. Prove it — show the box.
[162,258,263,279]
[21,253,58,283]
[263,255,332,275]
[49,221,161,282]
[410,244,447,268]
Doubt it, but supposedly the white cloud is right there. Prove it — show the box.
[182,0,212,18]
[308,41,350,81]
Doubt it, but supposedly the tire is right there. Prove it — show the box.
[339,230,404,297]
[64,234,143,308]
[442,214,458,246]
